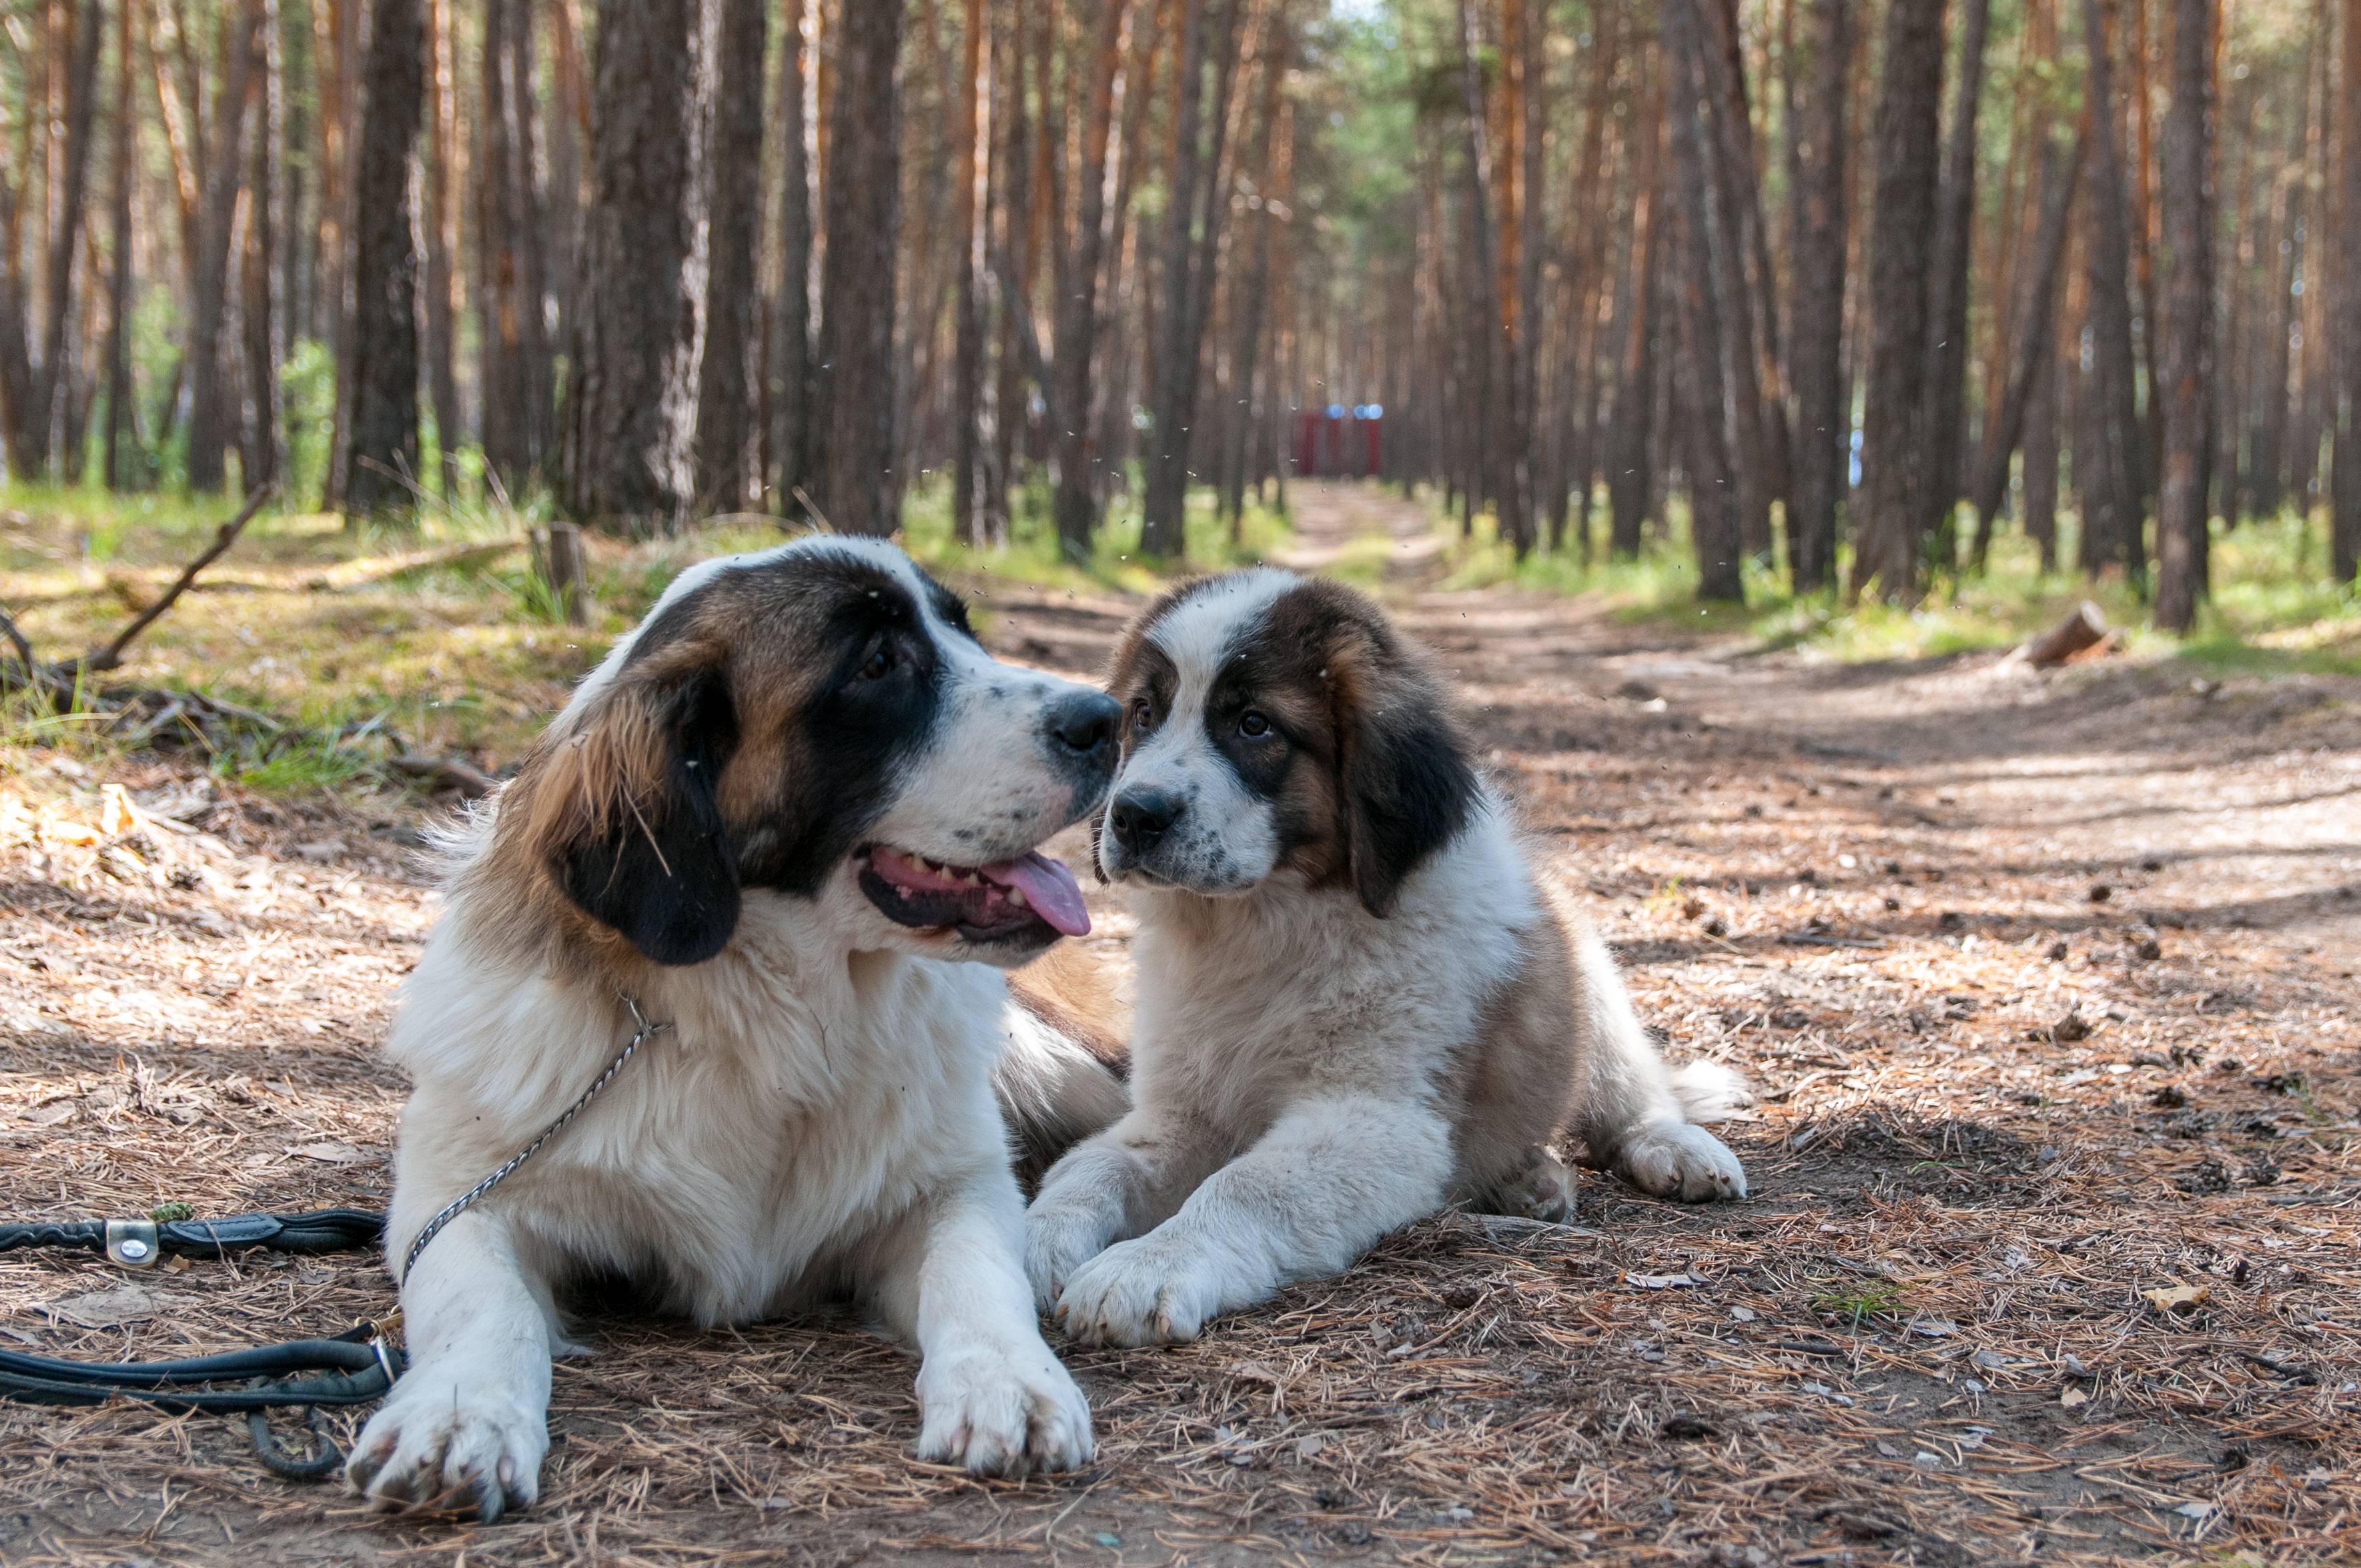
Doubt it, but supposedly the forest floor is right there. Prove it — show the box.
[1,482,2355,1566]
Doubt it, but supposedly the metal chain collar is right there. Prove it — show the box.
[399,995,670,1286]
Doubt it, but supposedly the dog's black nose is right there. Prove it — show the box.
[1108,787,1182,852]
[1043,689,1121,757]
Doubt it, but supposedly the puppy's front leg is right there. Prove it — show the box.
[867,1171,1093,1477]
[346,1211,556,1521]
[1055,1093,1452,1347]
[1025,1104,1226,1309]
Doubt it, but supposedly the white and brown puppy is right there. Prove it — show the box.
[348,538,1125,1519]
[1025,569,1747,1347]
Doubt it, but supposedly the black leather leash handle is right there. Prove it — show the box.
[0,1208,386,1261]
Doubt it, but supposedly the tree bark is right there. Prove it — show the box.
[1785,0,1853,592]
[1847,0,1947,602]
[560,0,703,532]
[2152,0,2214,630]
[1607,76,1663,561]
[813,0,907,536]
[692,0,766,512]
[240,0,285,490]
[1218,7,1284,536]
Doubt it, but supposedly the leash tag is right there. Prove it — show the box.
[105,1219,160,1269]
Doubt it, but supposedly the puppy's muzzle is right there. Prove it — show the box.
[1107,787,1184,856]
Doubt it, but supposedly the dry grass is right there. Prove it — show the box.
[1,486,2356,1566]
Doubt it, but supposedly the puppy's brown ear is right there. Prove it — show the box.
[517,664,743,965]
[1333,626,1478,918]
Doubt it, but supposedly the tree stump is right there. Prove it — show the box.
[544,522,590,626]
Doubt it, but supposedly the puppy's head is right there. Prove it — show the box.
[1097,570,1476,916]
[499,537,1119,968]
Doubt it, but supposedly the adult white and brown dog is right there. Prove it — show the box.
[1025,570,1749,1347]
[348,537,1126,1519]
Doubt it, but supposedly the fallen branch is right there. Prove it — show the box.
[302,534,525,591]
[2015,601,2109,668]
[75,484,276,674]
[386,754,499,798]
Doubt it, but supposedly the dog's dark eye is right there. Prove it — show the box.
[858,644,894,680]
[1239,710,1271,739]
[1129,697,1157,735]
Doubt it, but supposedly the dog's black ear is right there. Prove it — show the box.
[1335,630,1478,919]
[527,666,743,965]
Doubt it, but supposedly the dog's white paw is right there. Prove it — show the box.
[1054,1236,1220,1347]
[344,1373,548,1521]
[914,1341,1093,1476]
[1023,1205,1107,1313]
[1620,1122,1747,1202]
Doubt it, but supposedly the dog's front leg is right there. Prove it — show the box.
[868,1174,1093,1477]
[345,1211,555,1521]
[1054,1093,1452,1347]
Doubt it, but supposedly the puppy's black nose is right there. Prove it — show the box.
[1108,787,1182,852]
[1044,689,1121,756]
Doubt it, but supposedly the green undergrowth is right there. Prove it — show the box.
[1,477,1286,798]
[1424,491,2359,677]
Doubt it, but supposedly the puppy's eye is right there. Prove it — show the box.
[1239,710,1272,739]
[1129,697,1157,735]
[858,645,894,680]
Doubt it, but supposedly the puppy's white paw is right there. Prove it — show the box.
[914,1341,1093,1476]
[1054,1236,1220,1347]
[344,1373,547,1521]
[1023,1205,1107,1313]
[1480,1144,1576,1223]
[1620,1122,1747,1203]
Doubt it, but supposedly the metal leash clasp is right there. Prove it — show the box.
[105,1218,161,1269]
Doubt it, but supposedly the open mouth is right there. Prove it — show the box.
[856,845,1092,943]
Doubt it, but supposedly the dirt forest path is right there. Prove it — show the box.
[3,483,2356,1567]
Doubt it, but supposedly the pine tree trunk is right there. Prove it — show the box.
[187,0,262,494]
[693,0,766,512]
[1919,0,1993,567]
[813,0,906,536]
[422,0,461,496]
[2331,0,2361,583]
[1967,129,2081,552]
[2075,0,2148,581]
[240,0,284,490]
[2152,0,2214,630]
[101,0,139,487]
[1848,0,1947,602]
[330,0,422,514]
[1663,5,1745,603]
[767,0,811,514]
[1051,0,1132,558]
[560,0,703,532]
[949,0,987,543]
[1785,0,1853,593]
[1607,85,1663,561]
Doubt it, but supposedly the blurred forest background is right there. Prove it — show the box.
[1,0,2358,646]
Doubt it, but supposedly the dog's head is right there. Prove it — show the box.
[1097,570,1476,916]
[497,537,1118,968]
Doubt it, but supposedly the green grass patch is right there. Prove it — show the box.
[1418,490,2359,675]
[900,474,1290,596]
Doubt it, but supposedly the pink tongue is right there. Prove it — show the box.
[985,851,1091,937]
